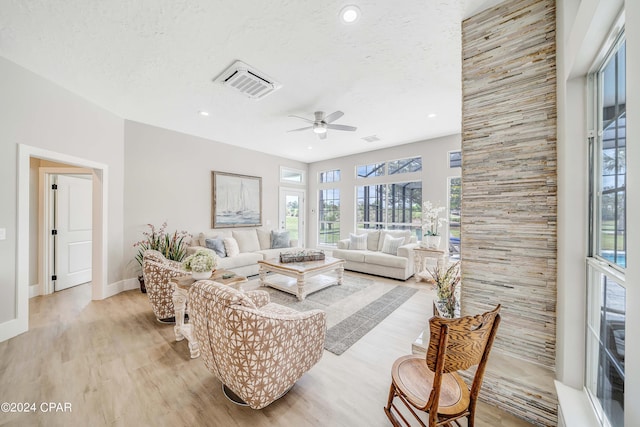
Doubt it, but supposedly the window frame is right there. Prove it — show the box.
[280,166,305,185]
[448,150,462,168]
[585,25,626,427]
[319,169,341,184]
[387,156,423,175]
[317,188,340,247]
[356,162,386,179]
[355,180,422,239]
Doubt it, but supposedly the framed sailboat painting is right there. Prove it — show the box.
[212,171,262,228]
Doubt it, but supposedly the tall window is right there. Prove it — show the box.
[586,31,625,427]
[356,182,422,238]
[318,189,340,246]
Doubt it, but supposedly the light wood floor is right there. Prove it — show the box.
[0,274,534,427]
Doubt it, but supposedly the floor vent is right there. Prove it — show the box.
[215,60,281,99]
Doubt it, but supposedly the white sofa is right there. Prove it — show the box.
[331,229,418,280]
[187,228,298,277]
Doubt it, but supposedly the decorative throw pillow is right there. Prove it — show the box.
[381,235,405,255]
[256,229,272,250]
[232,229,261,253]
[348,233,368,250]
[271,230,290,249]
[223,237,240,257]
[378,230,411,251]
[198,232,219,247]
[205,238,226,258]
[359,229,380,251]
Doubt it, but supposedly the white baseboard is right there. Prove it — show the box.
[29,284,41,298]
[0,317,28,343]
[104,277,140,299]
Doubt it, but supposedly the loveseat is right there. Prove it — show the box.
[187,228,298,277]
[331,229,418,280]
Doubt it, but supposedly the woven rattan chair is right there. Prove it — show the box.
[384,305,501,427]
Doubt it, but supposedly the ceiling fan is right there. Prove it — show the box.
[287,111,357,139]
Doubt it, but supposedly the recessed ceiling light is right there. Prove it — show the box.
[308,146,313,150]
[198,110,210,117]
[427,113,437,118]
[340,5,361,24]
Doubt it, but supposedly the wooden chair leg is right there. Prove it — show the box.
[384,384,402,427]
[385,383,396,410]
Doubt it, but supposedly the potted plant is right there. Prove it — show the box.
[421,200,447,249]
[429,261,461,318]
[133,222,190,292]
[183,249,218,280]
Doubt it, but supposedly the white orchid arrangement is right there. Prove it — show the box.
[183,249,217,273]
[421,201,447,237]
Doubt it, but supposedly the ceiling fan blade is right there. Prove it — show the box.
[319,132,327,140]
[287,126,313,132]
[326,124,357,132]
[324,111,344,123]
[288,115,314,124]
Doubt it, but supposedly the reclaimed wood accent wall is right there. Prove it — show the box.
[461,0,557,425]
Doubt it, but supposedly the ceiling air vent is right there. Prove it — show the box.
[215,60,281,100]
[361,135,381,143]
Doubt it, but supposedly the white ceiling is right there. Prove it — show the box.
[0,0,503,162]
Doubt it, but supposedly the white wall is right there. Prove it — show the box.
[0,57,125,328]
[307,134,461,248]
[557,0,638,425]
[122,120,308,278]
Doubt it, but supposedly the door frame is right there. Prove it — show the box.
[39,168,93,296]
[9,144,108,342]
[279,187,306,247]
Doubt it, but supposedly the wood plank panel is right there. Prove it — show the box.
[461,0,557,425]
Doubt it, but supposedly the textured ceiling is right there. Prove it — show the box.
[0,0,503,162]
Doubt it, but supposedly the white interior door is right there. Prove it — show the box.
[54,174,93,291]
[279,188,305,247]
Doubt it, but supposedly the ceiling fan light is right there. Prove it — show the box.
[313,123,327,134]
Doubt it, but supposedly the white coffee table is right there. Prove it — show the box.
[258,256,345,301]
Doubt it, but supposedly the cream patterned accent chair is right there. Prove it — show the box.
[189,280,327,409]
[142,250,189,323]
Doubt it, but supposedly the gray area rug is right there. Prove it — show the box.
[323,286,418,355]
[259,273,374,312]
[256,274,418,355]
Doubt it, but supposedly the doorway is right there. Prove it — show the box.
[279,187,305,247]
[4,144,108,343]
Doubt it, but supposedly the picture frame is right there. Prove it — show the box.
[212,171,262,228]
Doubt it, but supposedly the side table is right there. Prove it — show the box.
[171,270,247,359]
[412,246,447,283]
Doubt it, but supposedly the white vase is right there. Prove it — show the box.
[424,235,441,249]
[191,270,211,280]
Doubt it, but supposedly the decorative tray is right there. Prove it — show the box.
[279,249,325,263]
